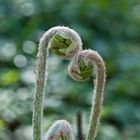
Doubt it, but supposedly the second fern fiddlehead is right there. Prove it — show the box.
[68,50,106,140]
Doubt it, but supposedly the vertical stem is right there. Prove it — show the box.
[86,53,106,140]
[32,29,56,140]
[33,47,47,140]
[123,129,128,140]
[77,111,83,140]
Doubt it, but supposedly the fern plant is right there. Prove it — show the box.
[32,26,106,140]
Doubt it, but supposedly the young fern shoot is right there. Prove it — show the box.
[68,50,106,140]
[33,26,82,140]
[44,120,74,140]
[33,26,106,140]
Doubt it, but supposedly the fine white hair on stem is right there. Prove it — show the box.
[68,49,106,140]
[33,26,82,140]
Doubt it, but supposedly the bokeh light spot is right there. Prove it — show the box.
[20,2,35,16]
[14,54,27,68]
[2,42,16,58]
[23,40,36,54]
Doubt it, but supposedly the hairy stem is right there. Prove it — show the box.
[68,50,106,140]
[33,26,82,140]
[86,51,106,140]
[33,28,58,140]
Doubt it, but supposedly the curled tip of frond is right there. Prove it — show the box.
[44,120,74,140]
[39,26,82,59]
[68,49,105,81]
[68,50,94,81]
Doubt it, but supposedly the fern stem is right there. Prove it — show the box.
[68,50,106,140]
[85,50,106,140]
[32,26,82,140]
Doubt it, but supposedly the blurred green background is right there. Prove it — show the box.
[0,0,140,140]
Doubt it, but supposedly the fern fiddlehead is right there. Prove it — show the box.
[44,120,74,140]
[68,50,106,140]
[33,26,82,140]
